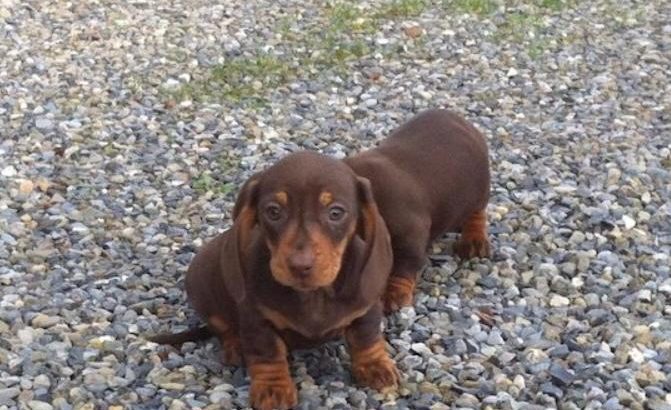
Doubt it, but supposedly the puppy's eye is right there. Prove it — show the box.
[328,205,346,222]
[265,204,282,221]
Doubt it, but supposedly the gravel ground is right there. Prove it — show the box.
[1,0,671,409]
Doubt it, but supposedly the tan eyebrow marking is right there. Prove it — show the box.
[274,191,288,206]
[319,191,333,206]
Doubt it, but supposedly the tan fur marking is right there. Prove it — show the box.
[274,191,288,206]
[454,209,490,259]
[383,276,416,312]
[268,223,299,287]
[347,336,400,391]
[348,338,389,363]
[332,306,370,331]
[387,276,416,295]
[258,305,293,331]
[248,338,296,410]
[208,315,230,334]
[362,205,376,240]
[309,225,346,286]
[319,191,333,206]
[269,221,356,290]
[236,206,256,251]
[460,209,487,240]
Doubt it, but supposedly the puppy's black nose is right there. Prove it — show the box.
[288,250,314,278]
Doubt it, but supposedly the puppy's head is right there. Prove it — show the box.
[230,151,385,293]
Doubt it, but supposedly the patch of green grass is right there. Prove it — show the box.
[219,155,241,171]
[102,144,119,157]
[170,54,293,104]
[311,0,430,68]
[278,17,296,40]
[494,11,549,59]
[210,55,293,98]
[327,2,378,34]
[377,0,427,18]
[192,173,234,195]
[497,12,541,41]
[312,35,370,68]
[169,0,433,104]
[446,0,498,15]
[333,40,370,63]
[527,38,549,59]
[539,0,566,10]
[192,173,215,194]
[328,2,359,31]
[169,82,197,102]
[445,0,573,15]
[303,2,378,70]
[600,2,645,29]
[125,76,144,95]
[537,0,568,10]
[219,183,235,196]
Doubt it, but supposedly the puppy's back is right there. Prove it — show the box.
[348,109,490,235]
[379,109,488,176]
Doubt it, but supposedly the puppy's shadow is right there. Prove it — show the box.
[291,341,351,385]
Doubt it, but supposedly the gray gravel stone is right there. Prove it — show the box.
[0,388,20,404]
[549,363,575,387]
[28,401,54,410]
[34,118,53,130]
[30,314,61,328]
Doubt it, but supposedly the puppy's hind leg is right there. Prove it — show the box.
[453,209,490,259]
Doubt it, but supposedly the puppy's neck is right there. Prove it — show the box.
[294,286,336,304]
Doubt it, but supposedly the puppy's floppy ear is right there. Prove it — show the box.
[356,177,393,298]
[232,173,262,220]
[222,178,260,304]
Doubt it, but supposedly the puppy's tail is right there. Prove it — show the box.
[148,325,211,347]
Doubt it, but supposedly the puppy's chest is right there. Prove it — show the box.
[258,296,368,340]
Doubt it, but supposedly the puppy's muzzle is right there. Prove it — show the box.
[287,248,315,279]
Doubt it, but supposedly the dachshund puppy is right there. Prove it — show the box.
[151,152,398,410]
[345,109,491,313]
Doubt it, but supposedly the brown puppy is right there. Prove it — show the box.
[151,152,398,410]
[344,109,491,313]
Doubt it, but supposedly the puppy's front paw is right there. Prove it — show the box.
[453,237,491,259]
[383,276,415,313]
[250,380,297,410]
[352,354,400,391]
[350,339,400,392]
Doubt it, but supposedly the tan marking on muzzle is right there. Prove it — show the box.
[309,223,356,288]
[268,222,356,290]
[268,223,300,288]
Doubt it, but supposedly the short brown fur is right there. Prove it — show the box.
[150,152,397,410]
[149,109,490,408]
[345,109,491,312]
